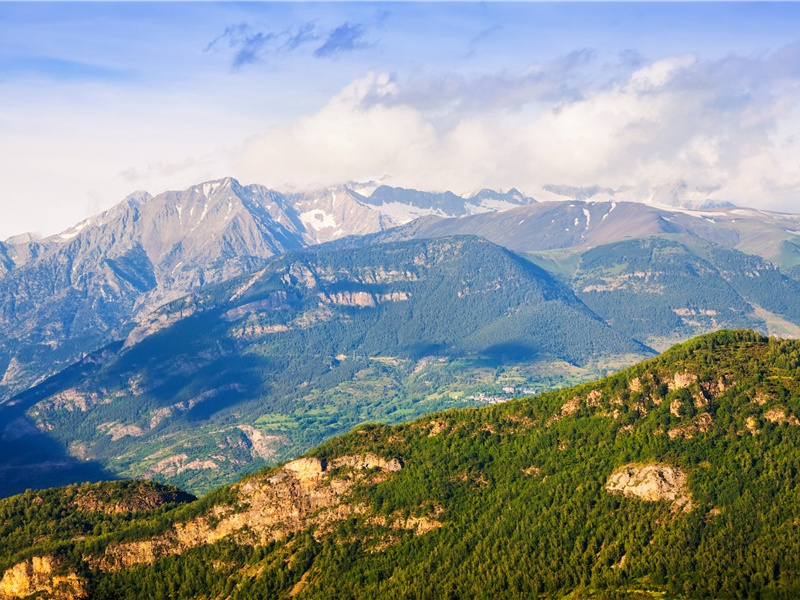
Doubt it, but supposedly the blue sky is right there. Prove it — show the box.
[1,2,800,238]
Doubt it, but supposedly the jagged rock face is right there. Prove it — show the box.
[0,452,433,596]
[290,185,536,245]
[0,556,86,600]
[605,463,692,511]
[290,187,396,244]
[94,453,412,571]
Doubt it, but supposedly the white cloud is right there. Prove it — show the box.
[235,47,800,211]
[237,73,438,191]
[3,41,799,241]
[628,54,696,91]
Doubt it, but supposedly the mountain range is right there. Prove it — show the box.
[3,330,800,598]
[337,198,800,276]
[2,236,649,495]
[0,179,535,400]
[3,178,800,496]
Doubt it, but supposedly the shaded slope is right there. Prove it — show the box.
[0,345,123,497]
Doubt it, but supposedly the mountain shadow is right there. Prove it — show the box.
[0,343,124,498]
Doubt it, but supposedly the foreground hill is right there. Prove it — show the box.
[3,330,800,599]
[4,236,648,495]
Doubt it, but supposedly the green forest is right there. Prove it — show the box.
[4,330,800,598]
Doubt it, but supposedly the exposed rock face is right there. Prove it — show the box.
[97,422,144,441]
[606,463,692,511]
[319,291,378,308]
[669,371,698,391]
[236,425,285,460]
[764,407,800,426]
[316,290,411,307]
[0,556,86,600]
[560,397,582,417]
[547,396,582,425]
[329,453,403,472]
[667,412,713,440]
[94,453,411,571]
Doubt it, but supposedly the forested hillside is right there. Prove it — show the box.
[567,237,800,349]
[4,236,648,495]
[3,331,800,599]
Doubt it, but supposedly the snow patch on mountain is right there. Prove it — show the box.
[57,219,91,241]
[468,198,521,213]
[300,210,337,230]
[368,202,446,225]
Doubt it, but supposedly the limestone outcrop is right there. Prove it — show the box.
[605,463,692,511]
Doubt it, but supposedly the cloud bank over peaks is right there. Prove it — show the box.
[235,47,800,211]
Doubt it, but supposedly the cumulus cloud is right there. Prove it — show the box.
[361,49,595,118]
[235,46,800,211]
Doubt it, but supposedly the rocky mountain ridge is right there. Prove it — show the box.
[0,179,535,400]
[337,199,800,275]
